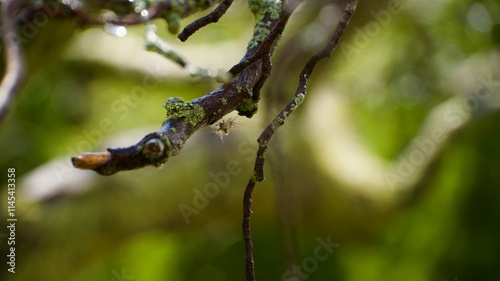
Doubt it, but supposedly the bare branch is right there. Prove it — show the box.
[178,0,234,42]
[242,1,359,280]
[0,0,27,122]
[242,175,257,281]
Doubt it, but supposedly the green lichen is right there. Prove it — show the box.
[163,97,205,128]
[236,98,258,117]
[270,116,284,132]
[251,171,260,182]
[221,97,228,105]
[258,139,268,147]
[268,2,281,20]
[248,0,262,16]
[248,21,271,49]
[290,93,305,112]
[160,136,172,148]
[157,136,173,157]
[248,0,281,18]
[247,0,282,49]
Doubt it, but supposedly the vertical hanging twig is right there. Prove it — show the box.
[242,1,359,280]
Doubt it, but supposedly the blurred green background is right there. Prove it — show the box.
[1,0,500,280]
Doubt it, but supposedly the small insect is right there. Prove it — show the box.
[211,116,237,143]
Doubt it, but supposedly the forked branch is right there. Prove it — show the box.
[242,1,359,280]
[1,0,223,122]
[71,0,287,174]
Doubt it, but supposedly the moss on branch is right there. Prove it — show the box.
[236,97,259,118]
[71,0,288,175]
[162,97,205,128]
[247,0,282,49]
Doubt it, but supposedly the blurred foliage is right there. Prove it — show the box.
[1,0,500,281]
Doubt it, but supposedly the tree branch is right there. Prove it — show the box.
[72,59,263,175]
[242,1,359,280]
[0,0,27,122]
[178,0,234,42]
[71,0,289,174]
[228,0,302,76]
[0,0,222,122]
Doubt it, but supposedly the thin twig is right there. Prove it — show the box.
[251,53,272,103]
[242,174,257,281]
[242,1,359,280]
[145,24,231,81]
[145,24,188,67]
[0,0,26,122]
[178,0,234,42]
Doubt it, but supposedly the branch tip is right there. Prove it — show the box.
[72,151,112,171]
[178,0,234,41]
